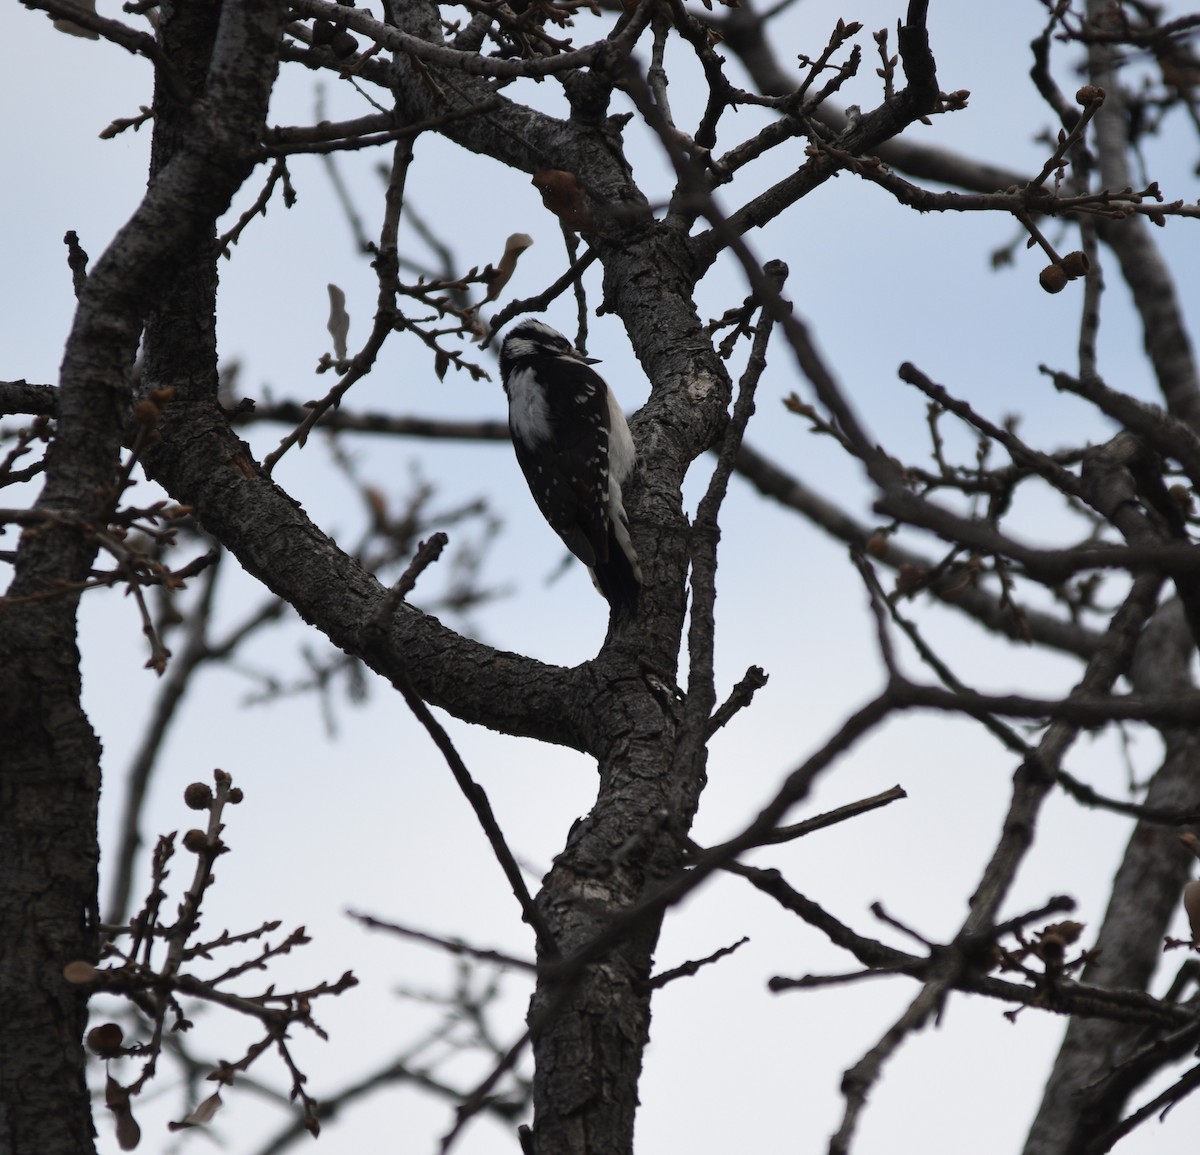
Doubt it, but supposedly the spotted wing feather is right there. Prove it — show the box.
[506,355,612,570]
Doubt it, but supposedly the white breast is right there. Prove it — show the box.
[605,389,636,486]
[506,367,553,446]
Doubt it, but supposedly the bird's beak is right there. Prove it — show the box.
[583,356,601,365]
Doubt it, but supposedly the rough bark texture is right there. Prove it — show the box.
[1023,600,1199,1155]
[1084,22,1200,431]
[11,3,1200,1153]
[1020,5,1200,1149]
[136,4,936,1148]
[0,4,284,1153]
[137,3,735,1147]
[0,630,101,1155]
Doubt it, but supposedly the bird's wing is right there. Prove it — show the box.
[509,356,612,567]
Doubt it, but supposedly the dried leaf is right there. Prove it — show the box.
[168,1091,224,1131]
[63,960,98,984]
[106,1076,141,1151]
[483,233,533,303]
[327,284,350,361]
[1038,920,1084,947]
[1184,880,1200,941]
[365,486,388,523]
[531,170,594,232]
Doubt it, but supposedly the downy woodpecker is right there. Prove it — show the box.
[499,319,642,616]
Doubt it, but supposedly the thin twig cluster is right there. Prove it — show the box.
[68,771,357,1147]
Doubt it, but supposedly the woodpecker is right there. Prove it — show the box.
[499,319,642,616]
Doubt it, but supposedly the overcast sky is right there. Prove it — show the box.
[5,2,1200,1153]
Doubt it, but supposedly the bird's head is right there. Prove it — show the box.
[499,320,600,379]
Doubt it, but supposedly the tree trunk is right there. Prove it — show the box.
[1022,600,1198,1155]
[0,622,102,1155]
[1,4,285,1152]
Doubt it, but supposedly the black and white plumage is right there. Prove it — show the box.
[499,319,642,616]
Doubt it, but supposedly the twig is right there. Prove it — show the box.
[731,442,1101,659]
[706,664,769,735]
[1087,1061,1200,1152]
[349,912,536,972]
[884,679,1200,735]
[752,787,907,845]
[644,937,750,990]
[289,0,644,81]
[677,267,783,762]
[362,539,560,959]
[992,896,1078,942]
[485,247,599,345]
[852,550,900,677]
[543,693,899,981]
[63,230,89,297]
[1027,85,1106,192]
[217,158,295,258]
[263,129,416,472]
[898,362,1086,499]
[1044,365,1200,487]
[961,572,1162,942]
[24,0,188,98]
[1077,218,1104,381]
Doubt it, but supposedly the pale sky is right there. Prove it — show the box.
[4,2,1200,1153]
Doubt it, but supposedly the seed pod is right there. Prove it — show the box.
[1039,263,1069,294]
[184,782,213,810]
[1060,250,1090,279]
[182,828,208,853]
[88,1022,125,1057]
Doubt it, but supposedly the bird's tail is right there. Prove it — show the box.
[592,515,642,618]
